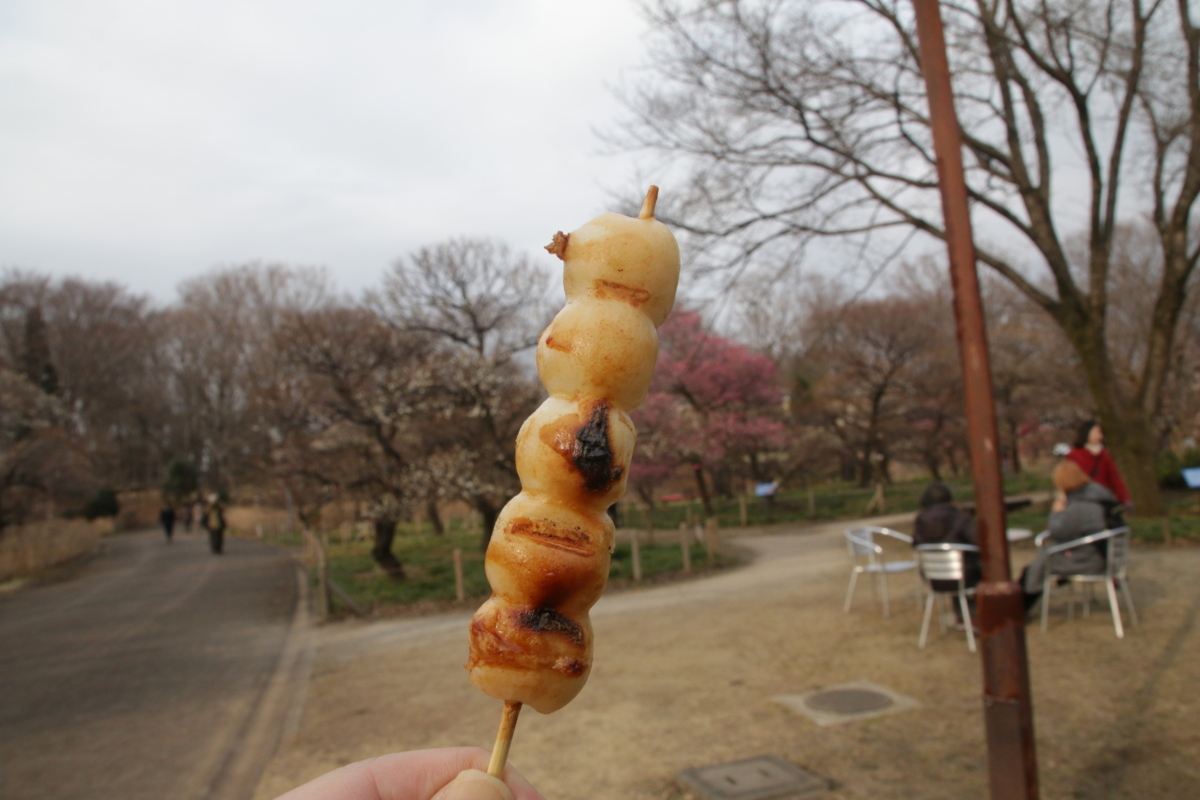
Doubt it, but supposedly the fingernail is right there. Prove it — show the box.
[440,769,515,800]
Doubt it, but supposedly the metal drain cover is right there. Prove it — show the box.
[677,755,828,800]
[805,688,893,715]
[774,681,918,726]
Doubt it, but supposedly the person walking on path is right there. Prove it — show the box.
[203,494,226,554]
[159,504,176,542]
[1066,420,1131,508]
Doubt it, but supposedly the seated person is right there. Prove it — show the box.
[1020,460,1112,610]
[913,482,981,592]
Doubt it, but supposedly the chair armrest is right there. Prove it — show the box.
[845,532,883,553]
[880,529,913,545]
[915,542,980,552]
[1034,530,1050,547]
[1041,526,1129,556]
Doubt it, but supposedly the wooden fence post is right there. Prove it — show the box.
[678,522,692,572]
[630,528,642,581]
[453,547,465,601]
[738,494,747,527]
[808,480,816,516]
[315,533,330,621]
[1163,517,1173,546]
[865,483,886,514]
[705,518,719,565]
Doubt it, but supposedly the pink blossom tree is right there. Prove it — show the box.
[631,310,786,515]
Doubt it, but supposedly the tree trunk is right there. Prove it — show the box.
[1100,408,1164,516]
[425,497,444,535]
[1008,416,1023,474]
[924,449,943,481]
[371,517,405,580]
[692,463,714,517]
[1066,321,1166,516]
[857,448,874,488]
[477,499,500,552]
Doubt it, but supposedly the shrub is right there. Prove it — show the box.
[1158,449,1200,490]
[84,487,120,520]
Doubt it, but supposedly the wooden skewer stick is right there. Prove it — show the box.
[486,701,523,778]
[639,185,659,219]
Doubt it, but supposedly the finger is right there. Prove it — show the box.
[274,747,546,800]
[429,768,513,800]
[359,748,546,800]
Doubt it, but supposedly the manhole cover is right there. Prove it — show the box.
[774,681,918,726]
[677,756,828,800]
[805,688,894,715]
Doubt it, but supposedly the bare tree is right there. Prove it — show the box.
[798,295,944,485]
[1,270,168,489]
[163,263,332,493]
[378,238,551,548]
[615,0,1200,514]
[274,305,434,577]
[381,238,553,362]
[0,369,97,529]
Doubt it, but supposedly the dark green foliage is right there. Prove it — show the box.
[1156,449,1200,490]
[84,488,120,520]
[161,459,199,503]
[21,307,58,396]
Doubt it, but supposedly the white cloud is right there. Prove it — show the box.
[0,0,651,300]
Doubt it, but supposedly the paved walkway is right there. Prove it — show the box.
[0,529,300,800]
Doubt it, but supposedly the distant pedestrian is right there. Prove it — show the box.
[203,494,226,555]
[159,504,176,542]
[1066,420,1131,508]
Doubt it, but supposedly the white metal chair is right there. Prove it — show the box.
[1039,526,1138,638]
[916,543,980,652]
[842,526,918,618]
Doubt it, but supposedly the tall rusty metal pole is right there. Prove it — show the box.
[910,2,1040,798]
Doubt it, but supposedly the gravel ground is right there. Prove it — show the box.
[254,515,1200,800]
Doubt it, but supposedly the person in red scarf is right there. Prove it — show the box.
[1066,420,1131,507]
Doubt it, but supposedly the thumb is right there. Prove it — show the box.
[433,768,515,800]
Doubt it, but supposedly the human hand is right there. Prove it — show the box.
[274,747,546,800]
[1051,492,1066,513]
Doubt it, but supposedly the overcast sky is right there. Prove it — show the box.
[0,0,654,303]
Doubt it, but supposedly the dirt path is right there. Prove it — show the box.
[0,529,300,800]
[255,515,1200,800]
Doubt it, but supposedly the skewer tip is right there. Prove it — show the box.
[638,185,659,219]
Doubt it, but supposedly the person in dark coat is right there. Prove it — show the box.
[1021,460,1112,610]
[1065,420,1130,507]
[913,482,981,592]
[159,504,176,542]
[203,494,226,555]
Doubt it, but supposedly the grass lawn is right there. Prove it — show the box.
[633,471,1052,531]
[1005,490,1200,545]
[252,473,1200,616]
[307,523,733,617]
